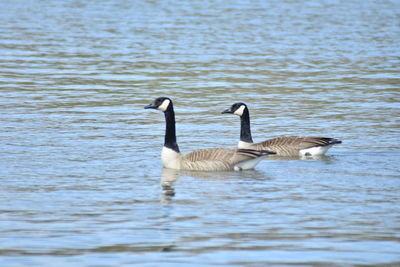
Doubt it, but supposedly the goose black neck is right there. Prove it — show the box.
[164,104,180,153]
[240,108,253,143]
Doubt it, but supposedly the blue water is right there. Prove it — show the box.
[1,0,399,266]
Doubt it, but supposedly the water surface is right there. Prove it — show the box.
[1,0,399,266]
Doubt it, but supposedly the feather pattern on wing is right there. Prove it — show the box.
[244,136,342,156]
[180,148,272,171]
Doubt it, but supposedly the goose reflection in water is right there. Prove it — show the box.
[160,168,272,202]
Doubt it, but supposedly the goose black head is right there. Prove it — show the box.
[222,102,248,116]
[145,97,173,112]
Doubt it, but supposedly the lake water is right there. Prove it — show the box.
[1,0,399,266]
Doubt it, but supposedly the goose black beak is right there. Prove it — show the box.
[144,103,157,109]
[221,108,234,114]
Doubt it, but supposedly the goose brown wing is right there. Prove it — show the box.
[181,148,271,162]
[181,148,237,162]
[180,148,272,171]
[180,148,235,171]
[252,136,341,156]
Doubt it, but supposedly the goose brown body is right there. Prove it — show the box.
[179,148,272,171]
[239,136,341,157]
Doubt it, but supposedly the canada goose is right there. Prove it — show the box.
[222,102,342,157]
[144,97,275,171]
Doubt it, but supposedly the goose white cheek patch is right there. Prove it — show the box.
[234,105,245,116]
[158,99,171,112]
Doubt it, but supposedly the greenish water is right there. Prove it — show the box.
[1,0,399,266]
